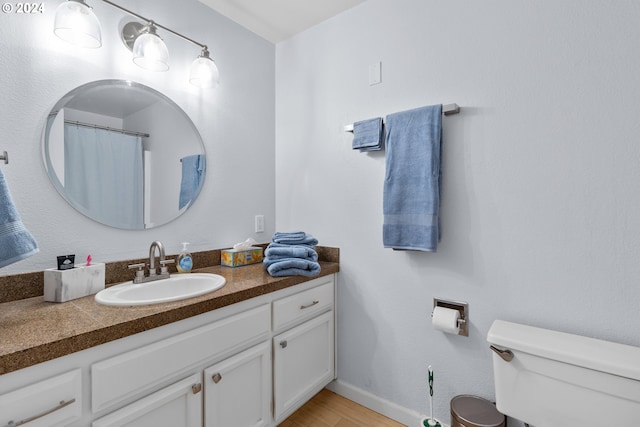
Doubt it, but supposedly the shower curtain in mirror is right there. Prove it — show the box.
[64,124,144,229]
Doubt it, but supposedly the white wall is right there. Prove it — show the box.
[275,0,640,424]
[0,0,275,274]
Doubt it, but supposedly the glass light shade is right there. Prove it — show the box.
[53,0,102,48]
[132,30,169,72]
[189,54,219,88]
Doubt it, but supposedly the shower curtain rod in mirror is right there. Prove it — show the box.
[64,120,150,138]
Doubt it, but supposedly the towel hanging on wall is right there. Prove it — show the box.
[383,104,442,252]
[0,168,39,268]
[352,117,384,151]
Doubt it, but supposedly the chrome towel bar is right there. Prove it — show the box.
[344,103,460,132]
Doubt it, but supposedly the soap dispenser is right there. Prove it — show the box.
[176,242,193,273]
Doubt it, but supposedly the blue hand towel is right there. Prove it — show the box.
[272,232,318,246]
[0,169,39,268]
[266,258,321,277]
[179,154,206,209]
[352,117,384,151]
[383,104,442,251]
[264,245,318,262]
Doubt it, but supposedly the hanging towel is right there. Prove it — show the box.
[383,104,442,252]
[352,117,384,151]
[266,258,321,277]
[0,169,39,268]
[179,154,206,209]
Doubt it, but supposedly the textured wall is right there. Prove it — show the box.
[0,0,275,274]
[275,0,640,424]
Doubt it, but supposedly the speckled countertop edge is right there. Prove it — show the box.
[0,247,339,375]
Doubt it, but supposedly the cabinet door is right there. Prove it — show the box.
[92,373,202,427]
[204,341,271,427]
[273,310,335,422]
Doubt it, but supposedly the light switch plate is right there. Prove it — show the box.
[255,215,264,233]
[369,61,382,85]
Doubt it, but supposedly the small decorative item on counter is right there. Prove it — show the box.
[44,261,105,303]
[222,238,263,267]
[57,254,75,270]
[176,242,193,273]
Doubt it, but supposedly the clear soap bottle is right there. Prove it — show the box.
[176,242,193,273]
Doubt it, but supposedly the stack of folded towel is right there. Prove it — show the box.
[263,232,321,277]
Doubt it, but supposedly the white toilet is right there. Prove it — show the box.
[487,320,640,426]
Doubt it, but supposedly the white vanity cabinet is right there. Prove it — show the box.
[0,273,336,427]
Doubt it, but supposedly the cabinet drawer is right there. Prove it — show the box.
[273,278,334,332]
[0,369,81,427]
[92,304,270,413]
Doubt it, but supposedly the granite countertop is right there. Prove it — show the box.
[0,261,339,375]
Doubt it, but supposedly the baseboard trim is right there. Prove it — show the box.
[326,380,449,427]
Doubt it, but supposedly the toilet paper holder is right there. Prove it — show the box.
[433,298,469,337]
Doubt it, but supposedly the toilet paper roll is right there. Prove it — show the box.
[432,306,460,334]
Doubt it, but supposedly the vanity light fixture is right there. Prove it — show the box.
[131,22,170,72]
[53,0,219,88]
[53,0,102,48]
[190,47,220,89]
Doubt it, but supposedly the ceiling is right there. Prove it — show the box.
[198,0,367,43]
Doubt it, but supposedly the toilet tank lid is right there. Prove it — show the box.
[487,320,640,382]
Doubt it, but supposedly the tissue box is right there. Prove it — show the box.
[221,247,263,267]
[44,262,105,303]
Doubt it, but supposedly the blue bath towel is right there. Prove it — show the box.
[179,154,206,209]
[0,169,39,268]
[265,245,318,262]
[272,232,318,246]
[266,258,321,277]
[352,117,383,151]
[383,104,442,251]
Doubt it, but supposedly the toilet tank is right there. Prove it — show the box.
[487,320,640,427]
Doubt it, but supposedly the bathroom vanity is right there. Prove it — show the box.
[0,261,338,427]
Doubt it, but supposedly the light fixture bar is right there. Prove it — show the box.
[100,0,207,49]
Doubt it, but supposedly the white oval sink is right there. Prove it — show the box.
[95,273,226,307]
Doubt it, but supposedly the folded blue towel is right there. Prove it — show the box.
[272,232,318,246]
[266,258,321,277]
[352,117,383,151]
[0,169,39,268]
[383,104,442,251]
[265,245,318,262]
[179,154,206,209]
[273,231,306,241]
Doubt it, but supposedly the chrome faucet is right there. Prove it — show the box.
[128,241,174,283]
[148,240,165,276]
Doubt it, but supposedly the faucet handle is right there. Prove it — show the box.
[160,258,174,275]
[128,263,146,280]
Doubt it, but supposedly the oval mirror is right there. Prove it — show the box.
[42,80,206,229]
